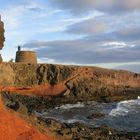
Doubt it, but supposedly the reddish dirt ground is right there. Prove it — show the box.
[0,96,56,140]
[0,83,66,97]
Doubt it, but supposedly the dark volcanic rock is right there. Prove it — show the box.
[1,91,140,140]
[0,18,5,50]
[87,112,105,119]
[30,117,140,140]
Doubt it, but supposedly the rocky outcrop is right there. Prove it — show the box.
[0,63,140,102]
[0,63,140,87]
[0,17,5,50]
[0,63,76,86]
[1,63,140,140]
[1,92,140,140]
[0,17,5,62]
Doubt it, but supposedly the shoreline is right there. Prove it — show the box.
[0,62,140,139]
[0,95,56,140]
[1,91,140,140]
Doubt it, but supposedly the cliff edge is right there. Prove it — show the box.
[0,63,140,102]
[1,63,140,140]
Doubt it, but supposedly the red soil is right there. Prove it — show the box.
[0,83,66,139]
[0,83,67,97]
[0,96,56,140]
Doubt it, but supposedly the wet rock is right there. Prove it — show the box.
[1,92,140,140]
[87,112,105,119]
[6,101,19,111]
[62,128,71,135]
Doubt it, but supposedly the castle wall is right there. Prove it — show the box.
[15,51,37,64]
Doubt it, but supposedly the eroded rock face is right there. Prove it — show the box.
[0,17,5,50]
[0,63,140,103]
[0,63,15,86]
[0,54,2,62]
[0,17,5,62]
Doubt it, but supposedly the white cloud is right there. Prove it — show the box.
[102,42,127,49]
[1,6,25,30]
[24,2,46,11]
[58,11,103,23]
[49,0,140,14]
[102,41,136,50]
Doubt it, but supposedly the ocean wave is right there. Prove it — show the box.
[109,97,140,116]
[34,97,140,132]
[63,119,85,124]
[55,102,85,110]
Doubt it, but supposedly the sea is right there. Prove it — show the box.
[35,96,140,132]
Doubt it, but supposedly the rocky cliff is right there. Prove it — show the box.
[0,63,140,102]
[1,63,140,140]
[0,18,5,50]
[0,18,5,62]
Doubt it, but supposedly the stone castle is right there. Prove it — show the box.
[0,15,37,64]
[15,46,37,64]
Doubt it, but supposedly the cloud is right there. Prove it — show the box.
[85,26,140,44]
[115,28,140,41]
[102,42,127,49]
[20,7,140,65]
[66,20,107,35]
[65,11,140,36]
[48,0,140,14]
[22,39,140,64]
[122,0,140,11]
[48,0,115,14]
[57,11,104,28]
[24,2,45,11]
[0,2,46,30]
[1,6,25,30]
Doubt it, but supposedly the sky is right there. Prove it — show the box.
[0,0,140,73]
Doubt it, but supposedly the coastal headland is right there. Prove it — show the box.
[0,62,140,140]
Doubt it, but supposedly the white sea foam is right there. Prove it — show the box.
[109,97,140,116]
[63,119,85,124]
[55,102,85,110]
[64,119,79,123]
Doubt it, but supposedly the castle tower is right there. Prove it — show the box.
[15,46,37,64]
[0,15,5,62]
